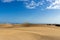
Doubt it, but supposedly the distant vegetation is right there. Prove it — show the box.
[54,24,60,27]
[22,23,33,27]
[47,24,60,27]
[0,23,60,28]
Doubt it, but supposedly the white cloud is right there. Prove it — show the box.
[1,0,14,3]
[36,2,43,6]
[1,0,29,3]
[47,0,60,9]
[25,0,44,9]
[25,0,37,9]
[46,0,55,2]
[17,0,29,1]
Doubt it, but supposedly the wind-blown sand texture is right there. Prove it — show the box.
[0,24,60,40]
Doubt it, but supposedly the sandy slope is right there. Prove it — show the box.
[0,25,60,40]
[0,29,59,40]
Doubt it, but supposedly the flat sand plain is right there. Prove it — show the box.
[0,24,60,40]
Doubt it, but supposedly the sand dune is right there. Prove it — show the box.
[0,29,60,40]
[0,24,60,40]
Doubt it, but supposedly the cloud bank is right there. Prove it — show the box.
[1,0,60,9]
[1,0,14,3]
[25,0,60,9]
[47,0,60,9]
[1,0,28,3]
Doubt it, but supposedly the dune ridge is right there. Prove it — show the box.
[0,24,60,40]
[0,29,59,40]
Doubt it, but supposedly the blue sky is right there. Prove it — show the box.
[0,0,60,24]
